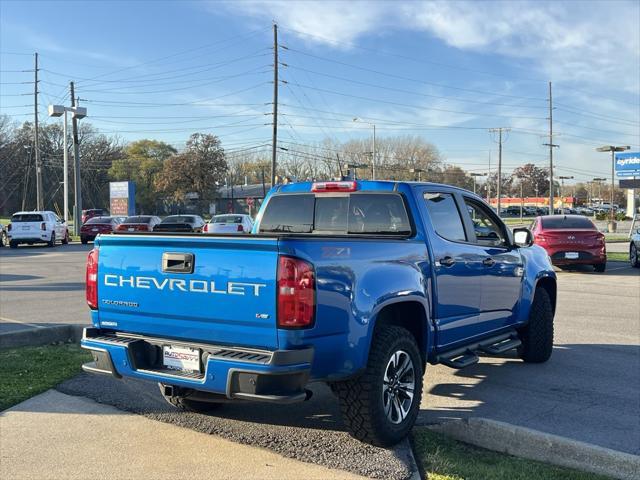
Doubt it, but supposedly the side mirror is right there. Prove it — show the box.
[513,227,534,247]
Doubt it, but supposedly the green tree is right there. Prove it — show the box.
[155,133,227,209]
[511,163,549,197]
[109,139,176,213]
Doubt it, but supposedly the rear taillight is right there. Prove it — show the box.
[536,234,546,243]
[277,256,315,329]
[237,224,244,232]
[86,248,99,309]
[41,222,46,230]
[203,223,208,233]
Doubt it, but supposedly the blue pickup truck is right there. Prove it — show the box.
[81,180,556,446]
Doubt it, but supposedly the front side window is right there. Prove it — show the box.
[464,198,507,246]
[423,192,466,242]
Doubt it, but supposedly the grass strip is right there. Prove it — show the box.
[412,427,610,480]
[0,344,91,411]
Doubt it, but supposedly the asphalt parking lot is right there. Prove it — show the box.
[1,242,638,478]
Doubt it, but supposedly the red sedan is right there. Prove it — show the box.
[80,216,122,244]
[530,215,606,272]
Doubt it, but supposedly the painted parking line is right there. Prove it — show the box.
[0,316,45,329]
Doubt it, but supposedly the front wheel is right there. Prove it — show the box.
[518,287,554,363]
[631,244,639,268]
[332,326,423,447]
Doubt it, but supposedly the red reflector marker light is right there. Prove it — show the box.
[277,256,315,328]
[86,248,99,309]
[237,224,244,232]
[311,181,357,192]
[41,222,46,230]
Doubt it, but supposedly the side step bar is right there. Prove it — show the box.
[436,331,521,369]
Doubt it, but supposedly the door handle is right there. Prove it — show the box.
[439,256,455,267]
[482,257,496,267]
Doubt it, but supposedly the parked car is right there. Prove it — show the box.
[203,214,253,234]
[630,227,640,268]
[81,180,556,447]
[80,216,122,244]
[115,215,161,232]
[530,215,606,271]
[7,211,69,248]
[82,208,110,224]
[0,223,8,247]
[153,215,205,233]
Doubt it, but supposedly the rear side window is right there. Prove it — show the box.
[542,216,596,229]
[259,193,411,235]
[11,214,43,222]
[423,192,466,242]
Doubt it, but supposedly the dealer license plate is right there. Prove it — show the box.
[565,252,579,259]
[92,228,99,232]
[162,345,201,373]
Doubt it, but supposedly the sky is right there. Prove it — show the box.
[1,0,639,185]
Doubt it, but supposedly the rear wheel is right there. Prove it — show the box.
[518,287,554,363]
[48,232,56,247]
[332,326,423,447]
[81,236,88,245]
[158,383,222,413]
[631,243,639,268]
[593,262,606,272]
[9,241,18,249]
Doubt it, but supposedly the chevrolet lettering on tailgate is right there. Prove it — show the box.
[103,274,266,296]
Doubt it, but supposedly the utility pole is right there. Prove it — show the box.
[489,128,509,215]
[34,52,43,211]
[487,150,491,203]
[70,82,82,236]
[543,81,559,215]
[271,23,279,186]
[372,123,376,180]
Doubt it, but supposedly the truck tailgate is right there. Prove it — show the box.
[95,234,279,349]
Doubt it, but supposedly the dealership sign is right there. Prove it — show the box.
[615,152,640,177]
[109,181,136,216]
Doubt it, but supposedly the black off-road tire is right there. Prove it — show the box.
[331,326,423,447]
[158,383,222,413]
[9,240,18,249]
[630,243,639,268]
[48,232,56,248]
[518,287,554,363]
[593,262,606,272]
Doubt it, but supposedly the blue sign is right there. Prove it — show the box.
[615,152,640,177]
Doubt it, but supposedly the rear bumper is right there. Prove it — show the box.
[80,328,313,404]
[548,249,606,265]
[8,233,50,243]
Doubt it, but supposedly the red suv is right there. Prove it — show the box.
[531,215,606,272]
[82,209,109,224]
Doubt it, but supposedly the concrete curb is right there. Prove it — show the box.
[394,438,422,480]
[0,325,84,350]
[428,418,640,480]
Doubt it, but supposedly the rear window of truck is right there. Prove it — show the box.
[258,193,411,235]
[11,214,44,222]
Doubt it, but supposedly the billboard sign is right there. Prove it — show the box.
[615,152,640,177]
[109,181,136,216]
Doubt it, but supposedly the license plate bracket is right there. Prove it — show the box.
[565,252,579,259]
[162,345,201,373]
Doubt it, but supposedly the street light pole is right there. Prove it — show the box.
[470,173,487,195]
[63,109,68,222]
[558,176,573,212]
[596,145,630,231]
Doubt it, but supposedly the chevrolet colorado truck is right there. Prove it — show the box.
[81,180,557,446]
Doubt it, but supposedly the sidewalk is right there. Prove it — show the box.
[0,390,367,480]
